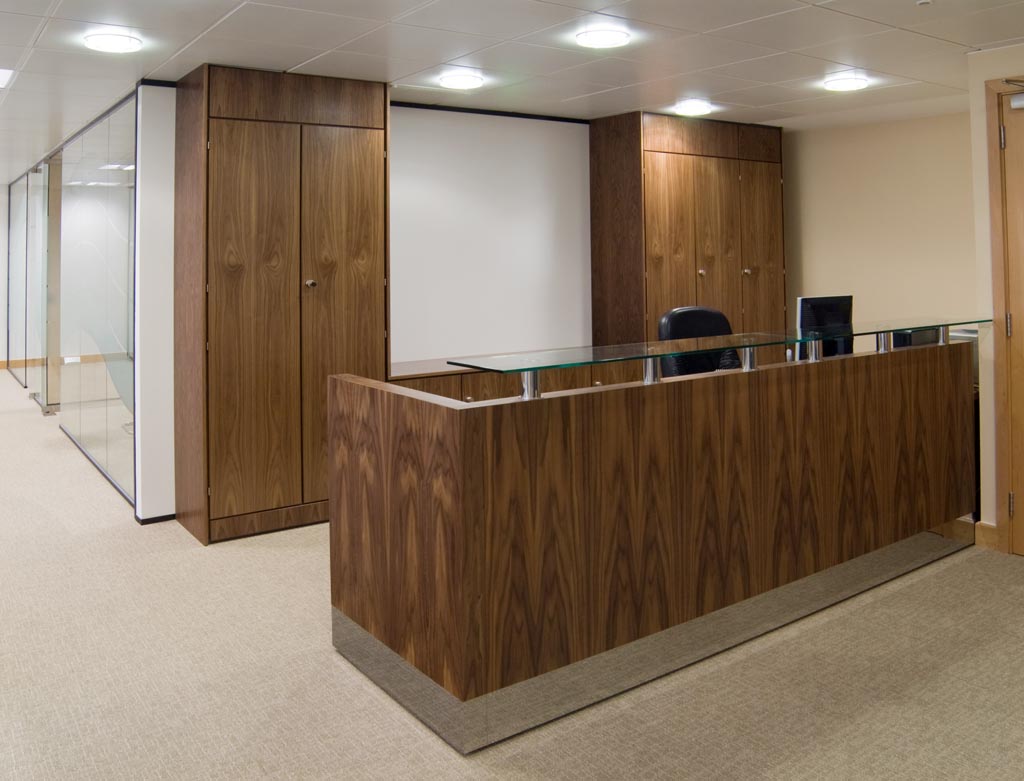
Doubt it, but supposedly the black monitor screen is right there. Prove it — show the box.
[797,295,853,358]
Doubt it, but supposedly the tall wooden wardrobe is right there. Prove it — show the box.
[174,65,387,544]
[590,112,785,352]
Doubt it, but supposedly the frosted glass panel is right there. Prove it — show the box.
[59,98,136,500]
[26,165,48,404]
[8,176,27,386]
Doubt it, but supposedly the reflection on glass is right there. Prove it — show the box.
[59,97,136,500]
[8,176,27,386]
[26,165,48,405]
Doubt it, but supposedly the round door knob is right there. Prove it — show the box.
[742,268,753,275]
[305,279,318,288]
[697,269,706,276]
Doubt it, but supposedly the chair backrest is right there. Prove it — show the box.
[657,306,739,377]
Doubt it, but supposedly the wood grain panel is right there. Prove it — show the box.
[173,64,211,545]
[391,374,463,400]
[330,346,975,700]
[461,372,522,402]
[545,366,592,392]
[589,113,646,346]
[302,125,386,503]
[737,124,782,163]
[209,66,385,128]
[693,156,742,328]
[644,151,695,340]
[740,160,785,363]
[207,119,302,518]
[210,501,327,542]
[642,114,738,158]
[591,361,643,386]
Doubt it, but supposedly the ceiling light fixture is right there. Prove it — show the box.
[0,69,12,88]
[439,72,484,90]
[575,28,631,49]
[823,73,869,92]
[672,98,714,117]
[84,33,143,54]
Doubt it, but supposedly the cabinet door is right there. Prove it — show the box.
[302,125,386,503]
[693,157,742,331]
[740,161,785,339]
[208,119,302,518]
[644,151,695,340]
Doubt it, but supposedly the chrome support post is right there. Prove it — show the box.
[938,325,950,345]
[808,340,823,363]
[642,357,661,385]
[876,331,892,353]
[740,346,756,372]
[520,370,540,400]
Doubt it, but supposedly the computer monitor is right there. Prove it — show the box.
[797,295,853,359]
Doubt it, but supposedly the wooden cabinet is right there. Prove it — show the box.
[174,65,387,544]
[591,112,785,350]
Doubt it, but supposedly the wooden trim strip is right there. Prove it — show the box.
[210,500,328,542]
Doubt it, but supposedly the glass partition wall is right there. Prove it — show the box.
[58,97,137,501]
[26,164,48,405]
[7,175,27,386]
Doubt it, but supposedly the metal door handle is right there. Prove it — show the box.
[742,268,753,275]
[305,279,318,288]
[697,269,706,276]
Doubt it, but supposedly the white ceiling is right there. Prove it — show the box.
[1,0,1023,182]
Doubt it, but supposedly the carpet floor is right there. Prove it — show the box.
[1,372,1022,780]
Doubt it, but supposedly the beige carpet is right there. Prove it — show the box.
[1,371,1023,780]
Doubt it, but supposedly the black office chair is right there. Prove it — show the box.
[658,306,741,377]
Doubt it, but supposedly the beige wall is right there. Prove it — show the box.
[783,112,976,331]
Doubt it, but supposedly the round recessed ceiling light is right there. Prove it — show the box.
[823,73,869,92]
[575,28,631,49]
[672,98,714,117]
[84,33,143,54]
[439,72,485,90]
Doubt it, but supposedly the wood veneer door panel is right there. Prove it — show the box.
[207,119,302,518]
[693,156,742,328]
[302,125,386,503]
[642,114,738,158]
[644,151,695,340]
[740,160,785,364]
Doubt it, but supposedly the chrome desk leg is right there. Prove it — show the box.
[938,326,950,345]
[876,331,892,353]
[520,370,540,400]
[808,340,823,363]
[642,357,661,385]
[740,346,756,372]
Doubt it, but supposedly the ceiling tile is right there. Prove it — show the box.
[251,0,434,21]
[207,4,381,49]
[0,43,24,69]
[493,73,615,100]
[533,0,620,10]
[398,0,583,37]
[146,36,327,81]
[339,23,497,61]
[34,18,190,69]
[712,5,888,50]
[21,47,155,81]
[5,70,135,97]
[601,0,806,34]
[290,49,428,81]
[710,51,846,82]
[775,68,914,96]
[615,32,778,70]
[0,11,45,47]
[763,80,965,115]
[517,13,690,53]
[644,69,763,99]
[798,29,970,73]
[909,3,1024,47]
[0,0,58,12]
[698,102,794,123]
[818,0,1020,29]
[53,0,240,36]
[450,41,599,76]
[883,50,970,89]
[712,83,805,105]
[393,62,529,90]
[549,56,683,86]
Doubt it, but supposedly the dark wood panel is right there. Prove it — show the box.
[693,156,742,328]
[642,114,738,158]
[210,501,328,542]
[207,119,302,518]
[330,345,975,700]
[173,64,211,545]
[591,361,642,386]
[302,125,386,503]
[737,124,782,163]
[589,113,646,346]
[740,160,786,364]
[391,374,463,400]
[208,66,385,128]
[644,151,695,340]
[462,372,522,402]
[546,366,593,392]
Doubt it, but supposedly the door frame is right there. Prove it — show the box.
[983,76,1024,553]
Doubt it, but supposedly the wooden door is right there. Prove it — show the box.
[207,119,302,518]
[302,125,386,503]
[740,160,786,363]
[693,156,742,329]
[644,151,695,340]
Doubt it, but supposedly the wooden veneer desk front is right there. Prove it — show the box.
[328,335,976,706]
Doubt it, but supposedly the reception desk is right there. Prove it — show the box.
[328,321,984,751]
